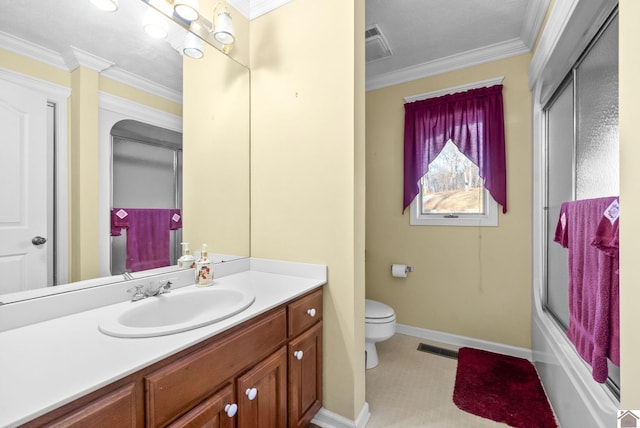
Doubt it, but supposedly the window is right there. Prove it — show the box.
[410,140,498,226]
[403,83,507,224]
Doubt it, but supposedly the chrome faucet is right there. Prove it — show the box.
[127,285,146,302]
[127,280,172,302]
[146,280,172,297]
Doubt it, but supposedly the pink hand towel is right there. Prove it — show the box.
[554,196,618,383]
[592,199,620,366]
[111,208,182,272]
[110,208,130,236]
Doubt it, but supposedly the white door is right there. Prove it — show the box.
[0,79,49,294]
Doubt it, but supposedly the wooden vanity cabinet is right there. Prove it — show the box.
[168,384,235,428]
[287,290,323,428]
[145,309,287,427]
[236,346,287,427]
[20,288,323,428]
[46,382,138,428]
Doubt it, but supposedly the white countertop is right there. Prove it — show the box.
[0,260,326,427]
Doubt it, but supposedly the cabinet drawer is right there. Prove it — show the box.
[146,309,287,427]
[48,383,137,428]
[288,289,322,337]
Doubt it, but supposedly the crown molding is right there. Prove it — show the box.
[227,0,250,19]
[0,30,68,70]
[250,0,292,19]
[64,46,114,72]
[101,67,182,105]
[367,38,529,92]
[520,0,551,49]
[227,0,291,20]
[0,30,181,104]
[528,0,617,95]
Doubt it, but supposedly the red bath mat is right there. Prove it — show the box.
[453,347,558,427]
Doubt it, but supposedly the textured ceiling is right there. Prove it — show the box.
[365,0,549,90]
[0,0,549,96]
[0,0,185,95]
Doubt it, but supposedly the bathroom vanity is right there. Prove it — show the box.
[0,259,326,428]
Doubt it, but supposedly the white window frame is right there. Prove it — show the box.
[405,77,503,227]
[409,188,498,227]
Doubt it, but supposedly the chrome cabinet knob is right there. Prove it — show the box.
[307,308,316,317]
[294,350,304,360]
[32,236,47,246]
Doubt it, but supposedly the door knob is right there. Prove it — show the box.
[32,236,47,246]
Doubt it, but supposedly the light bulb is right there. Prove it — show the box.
[89,0,119,12]
[174,0,200,21]
[143,8,168,39]
[213,11,235,45]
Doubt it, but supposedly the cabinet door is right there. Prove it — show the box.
[288,321,322,428]
[146,309,286,427]
[169,384,236,428]
[237,347,287,428]
[47,383,137,428]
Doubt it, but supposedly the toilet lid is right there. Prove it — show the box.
[365,299,395,319]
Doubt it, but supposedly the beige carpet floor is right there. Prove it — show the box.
[365,333,507,427]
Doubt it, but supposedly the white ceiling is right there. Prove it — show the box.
[0,0,186,101]
[0,0,550,99]
[365,0,550,90]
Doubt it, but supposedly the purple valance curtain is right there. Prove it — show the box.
[403,84,507,213]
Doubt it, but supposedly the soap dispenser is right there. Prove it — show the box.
[178,242,196,269]
[195,244,214,286]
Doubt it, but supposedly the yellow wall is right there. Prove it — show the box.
[249,0,366,420]
[619,0,640,409]
[182,43,250,257]
[100,77,182,117]
[366,54,533,348]
[0,49,70,87]
[69,67,100,281]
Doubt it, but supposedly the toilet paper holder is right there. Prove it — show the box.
[391,264,413,277]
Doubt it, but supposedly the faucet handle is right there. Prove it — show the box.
[158,280,172,294]
[127,284,146,301]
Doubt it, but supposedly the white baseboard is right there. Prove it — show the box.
[396,323,533,361]
[311,402,370,428]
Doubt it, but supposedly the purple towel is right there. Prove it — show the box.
[111,208,182,272]
[592,199,620,366]
[554,196,619,383]
[110,208,130,236]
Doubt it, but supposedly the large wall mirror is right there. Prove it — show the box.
[0,0,250,303]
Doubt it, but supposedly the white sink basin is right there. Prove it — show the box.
[99,286,255,338]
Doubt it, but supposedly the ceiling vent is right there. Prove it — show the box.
[365,24,392,63]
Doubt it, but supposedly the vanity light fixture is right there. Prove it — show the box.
[143,7,169,39]
[212,3,235,45]
[89,0,119,12]
[174,0,200,21]
[183,32,204,59]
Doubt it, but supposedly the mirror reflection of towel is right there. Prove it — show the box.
[110,208,182,272]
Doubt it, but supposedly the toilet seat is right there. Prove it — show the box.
[365,299,396,324]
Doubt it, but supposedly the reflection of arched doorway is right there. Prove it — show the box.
[110,120,182,275]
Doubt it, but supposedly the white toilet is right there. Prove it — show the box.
[365,299,397,369]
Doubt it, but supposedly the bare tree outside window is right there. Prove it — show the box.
[420,140,484,214]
